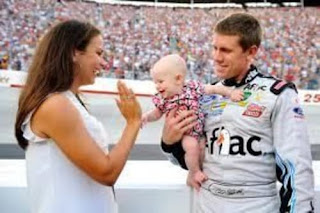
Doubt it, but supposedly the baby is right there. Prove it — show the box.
[142,54,243,191]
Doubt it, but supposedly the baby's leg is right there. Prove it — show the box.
[199,137,206,168]
[182,135,207,191]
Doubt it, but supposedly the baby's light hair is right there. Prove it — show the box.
[151,54,187,78]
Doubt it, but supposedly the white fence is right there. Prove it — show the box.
[1,70,320,105]
[0,160,319,213]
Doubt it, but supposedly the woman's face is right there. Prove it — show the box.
[73,35,106,86]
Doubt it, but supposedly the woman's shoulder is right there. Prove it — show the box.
[29,91,80,139]
[35,91,79,122]
[42,92,71,110]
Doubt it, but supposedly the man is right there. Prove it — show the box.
[161,13,314,212]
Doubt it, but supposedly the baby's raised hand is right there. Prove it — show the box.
[230,89,244,102]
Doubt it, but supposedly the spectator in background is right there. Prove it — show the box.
[0,55,9,69]
[1,1,319,89]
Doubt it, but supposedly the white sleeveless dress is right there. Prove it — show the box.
[22,90,118,213]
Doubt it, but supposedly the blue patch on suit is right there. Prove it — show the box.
[200,95,218,104]
[208,109,223,116]
[293,107,304,116]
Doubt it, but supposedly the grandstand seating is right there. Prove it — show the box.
[0,1,319,89]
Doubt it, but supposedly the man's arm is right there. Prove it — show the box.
[160,108,197,170]
[161,139,187,169]
[271,85,314,213]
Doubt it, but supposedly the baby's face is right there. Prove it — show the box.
[151,68,181,99]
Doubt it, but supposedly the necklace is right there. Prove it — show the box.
[75,93,88,111]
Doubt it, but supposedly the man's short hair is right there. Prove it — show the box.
[214,13,262,51]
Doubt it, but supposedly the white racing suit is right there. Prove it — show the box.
[161,65,315,213]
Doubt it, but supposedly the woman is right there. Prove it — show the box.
[15,20,142,213]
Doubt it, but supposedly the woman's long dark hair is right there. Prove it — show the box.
[15,20,100,149]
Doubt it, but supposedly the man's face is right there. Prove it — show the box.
[212,34,251,81]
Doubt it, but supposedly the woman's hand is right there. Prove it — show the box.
[162,108,197,145]
[116,81,142,124]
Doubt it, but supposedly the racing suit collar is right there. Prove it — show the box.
[222,65,260,87]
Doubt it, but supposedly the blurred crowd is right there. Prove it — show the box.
[0,0,319,89]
